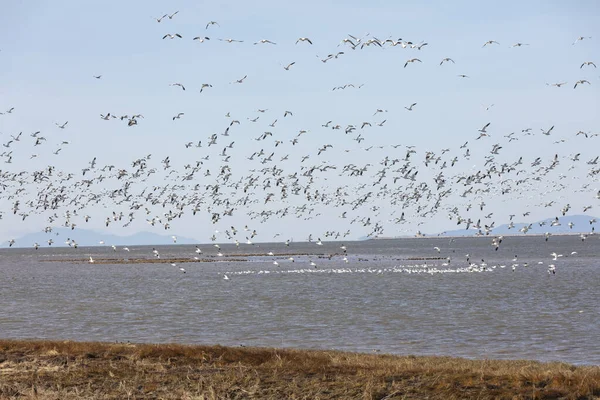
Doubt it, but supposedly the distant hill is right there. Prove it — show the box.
[5,228,199,248]
[434,215,598,237]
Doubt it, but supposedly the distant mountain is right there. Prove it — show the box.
[433,215,598,237]
[6,228,199,248]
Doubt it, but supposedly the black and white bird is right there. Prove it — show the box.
[295,37,313,45]
[482,40,500,47]
[162,33,182,39]
[170,83,185,91]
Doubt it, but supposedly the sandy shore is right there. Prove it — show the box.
[0,340,598,399]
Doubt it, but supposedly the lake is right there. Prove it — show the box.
[0,235,598,365]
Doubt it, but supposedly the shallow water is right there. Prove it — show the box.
[0,235,598,365]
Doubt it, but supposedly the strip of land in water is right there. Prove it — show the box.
[0,340,598,399]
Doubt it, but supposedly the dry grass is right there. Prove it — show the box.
[0,340,598,399]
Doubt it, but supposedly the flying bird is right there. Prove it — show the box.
[580,61,596,69]
[572,36,591,45]
[296,37,313,45]
[154,14,168,23]
[162,33,182,39]
[482,40,500,47]
[170,83,185,90]
[574,79,591,89]
[283,62,296,70]
[254,39,276,45]
[232,75,247,84]
[404,58,422,68]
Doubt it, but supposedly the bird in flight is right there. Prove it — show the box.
[219,38,243,43]
[93,75,102,79]
[168,11,179,19]
[170,82,185,91]
[479,122,491,133]
[254,39,276,45]
[283,62,296,70]
[154,14,168,23]
[162,33,182,39]
[574,79,591,89]
[55,121,68,129]
[206,21,220,29]
[200,83,213,93]
[572,36,591,45]
[172,113,184,120]
[231,75,247,84]
[546,82,567,87]
[482,40,500,47]
[440,57,455,65]
[404,58,421,68]
[580,61,596,68]
[296,37,313,45]
[404,103,417,111]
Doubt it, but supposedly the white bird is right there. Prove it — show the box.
[223,274,230,280]
[482,40,500,47]
[404,58,421,68]
[162,33,182,40]
[170,83,185,91]
[574,79,591,89]
[254,39,276,45]
[580,61,597,69]
[572,36,591,45]
[296,37,313,45]
[89,256,94,263]
[232,75,247,84]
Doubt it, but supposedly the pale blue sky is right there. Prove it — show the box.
[1,0,599,243]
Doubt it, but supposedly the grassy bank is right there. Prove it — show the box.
[0,340,598,399]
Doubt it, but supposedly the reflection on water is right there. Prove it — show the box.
[0,235,598,365]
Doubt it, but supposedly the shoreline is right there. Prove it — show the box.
[1,340,598,399]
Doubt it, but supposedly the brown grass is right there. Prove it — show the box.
[0,340,598,399]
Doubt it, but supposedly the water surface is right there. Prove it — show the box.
[0,235,598,365]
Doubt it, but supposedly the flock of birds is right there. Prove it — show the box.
[1,10,598,278]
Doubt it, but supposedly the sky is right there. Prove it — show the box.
[0,0,599,245]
